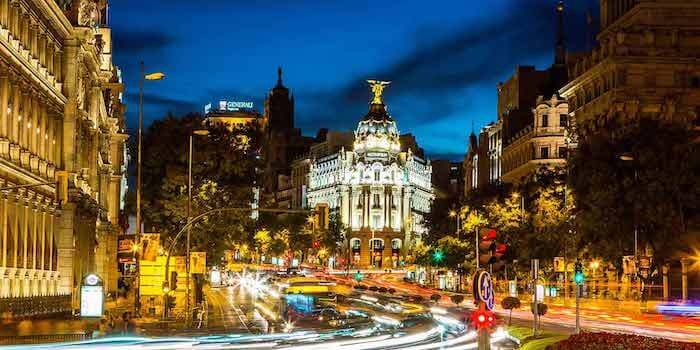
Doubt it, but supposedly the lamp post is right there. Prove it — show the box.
[135,62,165,314]
[619,153,638,260]
[449,209,462,291]
[186,129,209,325]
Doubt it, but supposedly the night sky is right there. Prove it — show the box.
[110,0,597,161]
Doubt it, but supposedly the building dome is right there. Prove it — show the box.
[354,82,401,156]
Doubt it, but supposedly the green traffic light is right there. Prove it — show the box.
[432,250,444,263]
[574,272,585,284]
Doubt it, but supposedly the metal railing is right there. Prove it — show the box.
[0,294,71,319]
[0,333,92,345]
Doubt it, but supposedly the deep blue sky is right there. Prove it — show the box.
[110,0,597,161]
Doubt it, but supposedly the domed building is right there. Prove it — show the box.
[307,81,433,268]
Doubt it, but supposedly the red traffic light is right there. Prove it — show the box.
[312,241,320,248]
[481,228,497,241]
[471,309,496,329]
[495,243,507,257]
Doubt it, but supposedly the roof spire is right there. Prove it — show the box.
[555,1,566,65]
[276,66,283,87]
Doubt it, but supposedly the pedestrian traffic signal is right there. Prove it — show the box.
[574,261,584,284]
[170,271,179,291]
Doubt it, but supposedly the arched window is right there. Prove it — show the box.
[391,239,402,250]
[350,238,361,250]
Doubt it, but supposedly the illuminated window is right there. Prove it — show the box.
[371,214,381,229]
[541,147,550,159]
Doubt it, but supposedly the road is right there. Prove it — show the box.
[340,272,700,343]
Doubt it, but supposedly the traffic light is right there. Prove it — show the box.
[354,271,363,282]
[574,261,584,284]
[432,249,445,264]
[471,308,496,329]
[170,271,179,291]
[478,228,497,266]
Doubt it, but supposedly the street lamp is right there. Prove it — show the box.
[618,153,638,259]
[186,128,209,325]
[135,62,165,315]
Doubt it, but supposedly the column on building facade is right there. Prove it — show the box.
[40,206,45,271]
[39,103,46,161]
[21,91,29,151]
[0,0,7,29]
[46,112,53,164]
[10,82,18,145]
[55,202,75,299]
[56,116,62,168]
[46,43,54,77]
[20,196,26,271]
[0,74,8,141]
[10,194,17,271]
[340,186,349,226]
[53,49,61,83]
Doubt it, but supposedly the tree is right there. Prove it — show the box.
[501,296,521,325]
[570,118,700,263]
[141,112,263,262]
[321,213,346,258]
[450,294,465,306]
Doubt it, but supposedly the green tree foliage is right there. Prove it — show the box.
[321,212,346,257]
[141,113,263,262]
[570,118,700,262]
[431,236,475,271]
[501,296,521,325]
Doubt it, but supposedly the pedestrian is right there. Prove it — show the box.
[108,313,115,331]
[121,311,129,334]
[126,312,136,334]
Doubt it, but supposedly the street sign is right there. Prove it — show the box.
[472,270,495,310]
[80,274,103,318]
[554,257,565,272]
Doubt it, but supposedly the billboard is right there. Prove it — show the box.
[141,234,161,262]
[190,252,206,274]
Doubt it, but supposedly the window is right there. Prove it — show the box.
[392,239,401,250]
[372,214,382,229]
[540,147,550,159]
[558,147,568,159]
[373,194,381,208]
[374,170,380,182]
[560,114,568,127]
[541,114,549,127]
[351,239,361,250]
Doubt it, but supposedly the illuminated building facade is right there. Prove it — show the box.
[203,100,266,129]
[560,0,700,140]
[0,0,128,316]
[306,81,433,268]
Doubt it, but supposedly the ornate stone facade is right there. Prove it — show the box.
[0,0,127,314]
[560,0,700,137]
[501,95,569,184]
[306,82,433,268]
